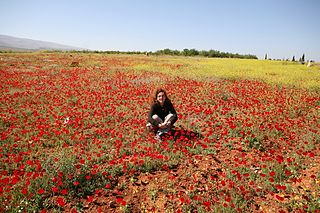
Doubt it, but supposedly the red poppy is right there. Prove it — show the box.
[52,186,59,193]
[56,197,66,207]
[61,189,68,195]
[22,187,28,195]
[275,194,284,201]
[116,197,126,206]
[87,195,94,203]
[38,188,45,195]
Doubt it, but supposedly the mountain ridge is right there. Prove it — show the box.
[0,34,86,51]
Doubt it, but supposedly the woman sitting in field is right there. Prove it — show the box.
[146,88,178,140]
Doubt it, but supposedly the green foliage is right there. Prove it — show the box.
[57,48,258,59]
[154,48,258,59]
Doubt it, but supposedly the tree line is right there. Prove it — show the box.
[264,53,312,64]
[68,48,258,59]
[154,49,257,59]
[0,48,258,59]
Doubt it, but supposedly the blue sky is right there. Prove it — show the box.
[1,0,319,61]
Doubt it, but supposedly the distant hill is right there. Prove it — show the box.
[0,34,85,51]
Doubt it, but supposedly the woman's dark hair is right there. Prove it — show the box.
[152,88,171,105]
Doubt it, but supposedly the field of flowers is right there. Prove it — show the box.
[0,53,319,212]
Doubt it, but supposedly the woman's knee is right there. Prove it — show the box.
[152,114,163,123]
[165,113,174,120]
[165,113,177,124]
[152,114,160,120]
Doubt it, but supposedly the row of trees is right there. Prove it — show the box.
[292,54,306,63]
[154,48,257,59]
[265,53,308,63]
[67,48,258,59]
[1,48,258,60]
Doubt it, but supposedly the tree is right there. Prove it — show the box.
[163,48,172,55]
[189,49,199,56]
[265,53,268,60]
[299,54,305,64]
[199,50,209,57]
[301,53,305,63]
[292,56,295,62]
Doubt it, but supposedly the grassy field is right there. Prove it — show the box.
[131,56,320,89]
[0,53,319,212]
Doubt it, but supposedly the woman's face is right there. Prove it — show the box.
[157,92,166,105]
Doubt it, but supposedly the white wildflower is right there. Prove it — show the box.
[64,117,70,124]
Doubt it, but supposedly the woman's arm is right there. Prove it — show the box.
[168,101,178,124]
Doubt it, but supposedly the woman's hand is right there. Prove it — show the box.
[158,123,167,129]
[159,122,171,129]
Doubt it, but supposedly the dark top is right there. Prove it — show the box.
[148,100,178,126]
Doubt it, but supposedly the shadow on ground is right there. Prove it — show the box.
[161,126,203,141]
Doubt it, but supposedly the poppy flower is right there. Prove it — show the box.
[56,197,66,207]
